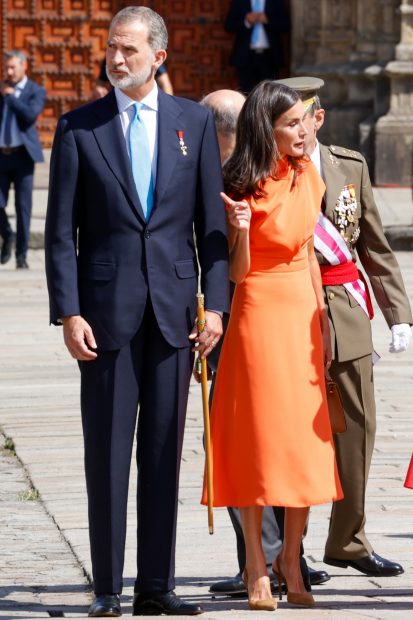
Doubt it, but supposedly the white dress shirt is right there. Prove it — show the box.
[310,140,322,177]
[114,83,159,186]
[0,75,27,147]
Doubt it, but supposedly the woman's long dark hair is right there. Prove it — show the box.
[223,81,300,200]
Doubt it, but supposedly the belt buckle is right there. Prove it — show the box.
[1,147,14,155]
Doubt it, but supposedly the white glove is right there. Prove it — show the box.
[389,323,412,353]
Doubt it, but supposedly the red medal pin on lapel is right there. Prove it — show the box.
[177,131,188,156]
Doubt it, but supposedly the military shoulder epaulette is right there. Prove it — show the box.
[329,145,364,162]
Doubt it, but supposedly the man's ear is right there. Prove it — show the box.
[315,108,325,131]
[153,49,167,71]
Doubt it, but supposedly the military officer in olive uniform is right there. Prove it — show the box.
[278,76,412,576]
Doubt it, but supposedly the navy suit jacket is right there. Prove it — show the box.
[45,89,230,351]
[0,78,46,162]
[225,0,290,68]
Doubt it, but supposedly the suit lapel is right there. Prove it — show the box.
[153,90,184,208]
[92,91,145,222]
[320,143,346,218]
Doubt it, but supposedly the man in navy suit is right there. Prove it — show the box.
[45,7,229,617]
[224,0,290,94]
[0,50,45,268]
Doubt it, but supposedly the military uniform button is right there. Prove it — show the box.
[329,292,335,300]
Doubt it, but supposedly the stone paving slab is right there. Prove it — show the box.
[0,250,413,619]
[0,435,92,618]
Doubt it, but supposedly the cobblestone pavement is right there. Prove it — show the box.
[0,435,91,618]
[0,250,412,619]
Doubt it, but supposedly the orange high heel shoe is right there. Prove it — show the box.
[272,557,315,607]
[242,569,277,611]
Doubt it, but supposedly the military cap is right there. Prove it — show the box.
[275,76,324,109]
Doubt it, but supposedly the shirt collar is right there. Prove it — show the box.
[14,75,28,91]
[310,140,321,175]
[114,82,159,114]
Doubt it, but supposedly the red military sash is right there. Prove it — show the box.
[314,212,374,319]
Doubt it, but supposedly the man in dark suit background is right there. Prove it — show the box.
[45,6,229,617]
[224,0,289,94]
[0,50,45,268]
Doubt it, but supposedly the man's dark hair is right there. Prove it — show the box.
[4,50,27,63]
[110,6,168,51]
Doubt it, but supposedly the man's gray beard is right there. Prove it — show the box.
[107,66,152,91]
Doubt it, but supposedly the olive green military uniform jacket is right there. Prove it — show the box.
[318,143,412,362]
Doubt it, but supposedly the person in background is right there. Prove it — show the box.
[224,0,289,94]
[0,50,46,269]
[45,7,228,617]
[200,89,245,165]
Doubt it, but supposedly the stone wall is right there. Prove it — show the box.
[291,0,404,182]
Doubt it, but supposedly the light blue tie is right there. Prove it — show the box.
[251,0,263,47]
[129,102,154,220]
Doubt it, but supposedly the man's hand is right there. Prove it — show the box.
[389,323,412,353]
[188,310,223,359]
[0,81,14,96]
[62,315,98,361]
[257,12,268,24]
[245,11,260,25]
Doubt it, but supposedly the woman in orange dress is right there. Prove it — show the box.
[202,82,343,610]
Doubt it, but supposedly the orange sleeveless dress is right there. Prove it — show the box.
[202,160,343,507]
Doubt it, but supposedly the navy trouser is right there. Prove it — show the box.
[0,148,34,259]
[79,301,193,595]
[236,50,280,94]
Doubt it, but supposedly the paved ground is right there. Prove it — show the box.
[0,248,412,618]
[1,163,413,617]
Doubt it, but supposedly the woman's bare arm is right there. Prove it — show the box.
[221,192,251,283]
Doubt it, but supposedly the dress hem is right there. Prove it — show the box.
[201,492,344,509]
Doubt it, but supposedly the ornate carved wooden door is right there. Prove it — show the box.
[0,1,289,146]
[0,0,121,145]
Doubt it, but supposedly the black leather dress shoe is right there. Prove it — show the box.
[308,566,331,585]
[88,594,121,617]
[1,233,15,265]
[209,571,283,597]
[133,591,203,616]
[209,574,246,596]
[324,552,404,577]
[16,256,29,269]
